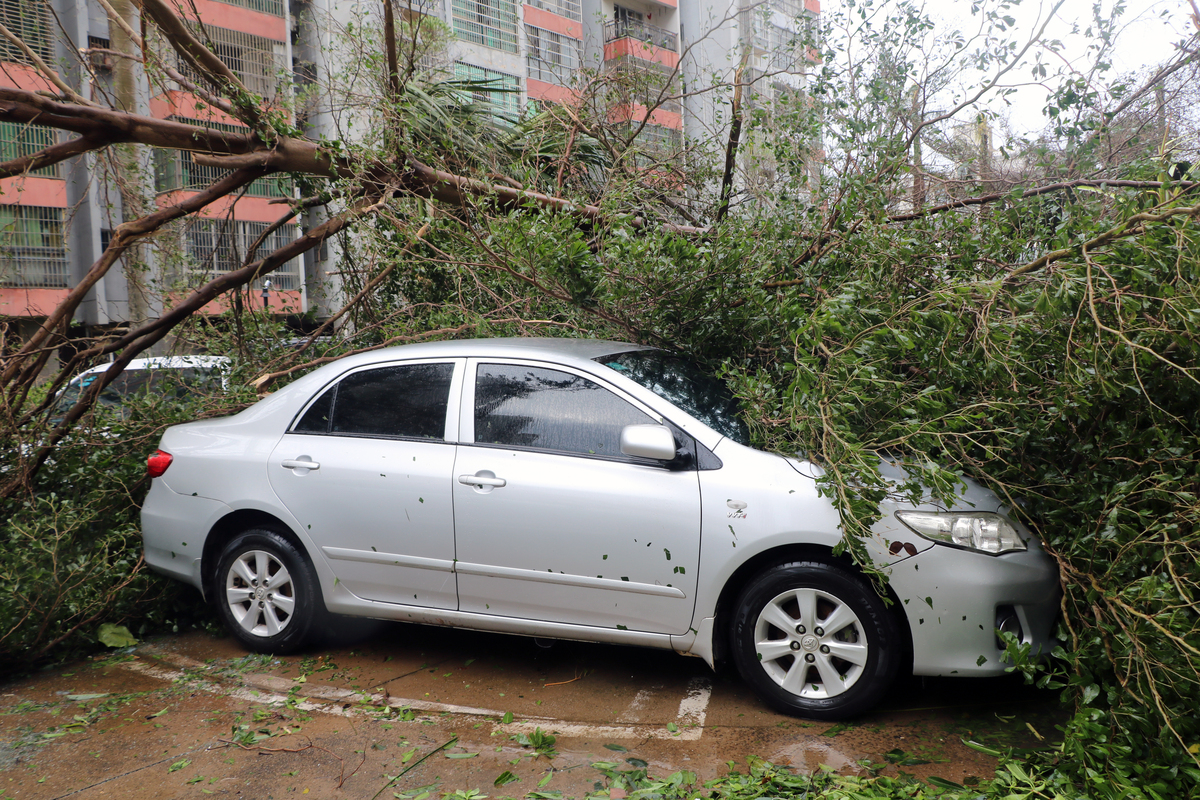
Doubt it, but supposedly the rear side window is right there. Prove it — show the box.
[293,363,454,440]
[474,363,655,458]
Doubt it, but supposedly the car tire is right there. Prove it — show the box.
[214,528,323,654]
[731,561,900,720]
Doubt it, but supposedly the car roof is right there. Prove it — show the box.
[72,356,231,378]
[325,337,649,371]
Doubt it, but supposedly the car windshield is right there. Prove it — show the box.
[596,350,751,446]
[55,367,223,418]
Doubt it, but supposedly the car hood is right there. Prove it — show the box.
[783,454,1006,514]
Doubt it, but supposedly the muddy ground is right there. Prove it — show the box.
[0,621,1065,799]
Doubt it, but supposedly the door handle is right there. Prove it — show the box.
[458,474,506,488]
[282,458,320,471]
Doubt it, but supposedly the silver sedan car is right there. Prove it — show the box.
[141,338,1059,719]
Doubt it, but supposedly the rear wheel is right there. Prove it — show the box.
[731,561,900,719]
[215,529,322,653]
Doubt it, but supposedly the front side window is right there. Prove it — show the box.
[596,350,751,446]
[293,363,454,440]
[474,363,655,458]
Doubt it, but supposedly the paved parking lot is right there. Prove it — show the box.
[0,623,1064,798]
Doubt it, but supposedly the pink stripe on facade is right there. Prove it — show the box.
[151,91,247,127]
[603,38,680,69]
[168,0,288,41]
[0,288,71,316]
[527,79,576,105]
[609,104,682,130]
[522,6,582,38]
[0,63,59,93]
[156,192,287,223]
[0,177,68,207]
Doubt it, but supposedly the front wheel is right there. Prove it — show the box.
[731,561,900,719]
[214,529,322,654]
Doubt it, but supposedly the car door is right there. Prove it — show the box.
[452,359,701,634]
[268,359,463,608]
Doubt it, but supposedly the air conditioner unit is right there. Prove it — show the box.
[88,49,115,72]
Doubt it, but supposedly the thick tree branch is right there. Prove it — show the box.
[135,0,263,126]
[0,87,704,235]
[382,0,401,101]
[1008,203,1200,279]
[0,134,107,180]
[92,0,238,116]
[243,195,329,265]
[888,180,1200,223]
[716,52,750,224]
[0,87,347,176]
[404,158,707,234]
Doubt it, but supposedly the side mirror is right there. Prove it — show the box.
[620,424,678,461]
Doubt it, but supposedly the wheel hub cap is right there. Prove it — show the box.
[225,549,296,638]
[752,586,870,700]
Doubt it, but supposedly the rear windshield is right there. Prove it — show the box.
[595,350,750,446]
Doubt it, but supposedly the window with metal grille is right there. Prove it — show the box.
[0,121,61,178]
[752,0,816,71]
[451,0,518,52]
[525,0,580,22]
[624,121,681,153]
[0,205,68,289]
[454,62,520,120]
[525,25,579,85]
[0,0,53,64]
[174,24,288,98]
[85,35,116,73]
[184,218,302,291]
[212,0,285,17]
[154,117,290,198]
[609,58,680,114]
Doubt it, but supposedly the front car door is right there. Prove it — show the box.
[451,359,701,634]
[268,359,463,608]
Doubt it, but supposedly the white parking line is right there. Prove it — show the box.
[616,687,658,722]
[124,650,712,741]
[678,677,711,727]
[502,678,711,741]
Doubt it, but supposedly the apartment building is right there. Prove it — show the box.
[0,0,818,338]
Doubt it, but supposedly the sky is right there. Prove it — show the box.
[852,0,1198,136]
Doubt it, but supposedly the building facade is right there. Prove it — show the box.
[0,0,818,339]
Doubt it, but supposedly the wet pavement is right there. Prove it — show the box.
[0,621,1065,798]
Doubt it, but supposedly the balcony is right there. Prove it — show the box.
[603,19,677,53]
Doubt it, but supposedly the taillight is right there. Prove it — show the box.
[147,449,173,478]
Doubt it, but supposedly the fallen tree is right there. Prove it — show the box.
[2,0,1200,795]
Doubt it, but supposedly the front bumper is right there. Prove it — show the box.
[886,538,1061,676]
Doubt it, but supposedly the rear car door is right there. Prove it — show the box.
[268,359,463,608]
[451,359,701,634]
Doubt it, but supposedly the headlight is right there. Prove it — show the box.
[894,510,1027,555]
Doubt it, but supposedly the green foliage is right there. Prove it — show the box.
[0,316,339,671]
